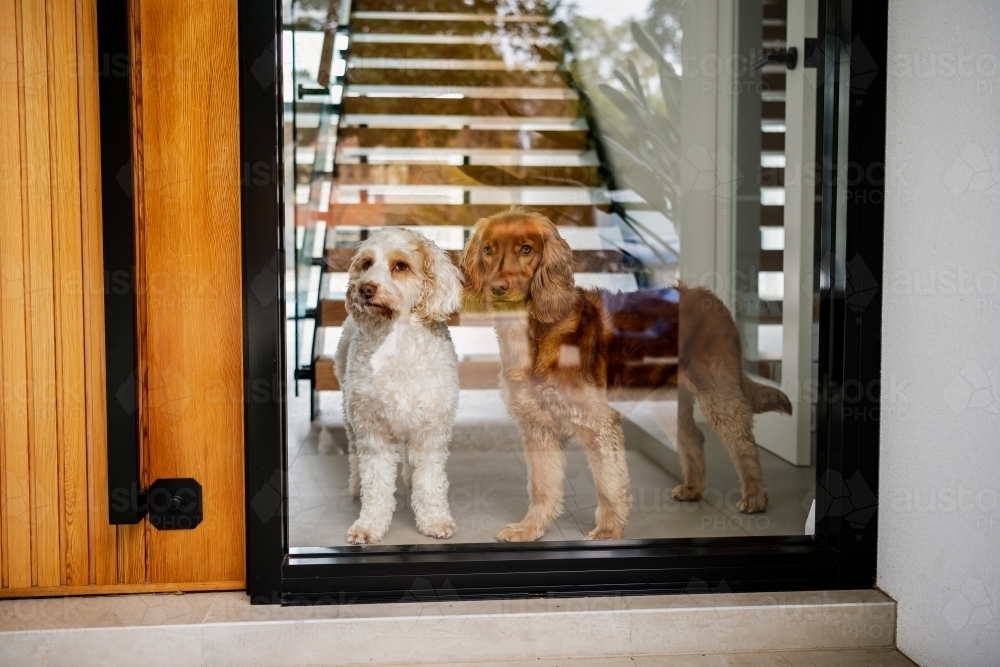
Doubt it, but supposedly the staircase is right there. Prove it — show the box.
[298,0,659,401]
[758,0,789,380]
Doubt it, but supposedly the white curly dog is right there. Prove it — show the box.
[334,228,463,545]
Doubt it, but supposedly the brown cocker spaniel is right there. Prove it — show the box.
[460,207,792,541]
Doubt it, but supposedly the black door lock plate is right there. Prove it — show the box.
[148,478,203,530]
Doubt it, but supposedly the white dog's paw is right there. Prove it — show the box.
[317,427,341,455]
[417,516,456,540]
[346,522,384,544]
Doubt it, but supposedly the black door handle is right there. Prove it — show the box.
[97,0,147,525]
[298,83,331,98]
[753,46,798,71]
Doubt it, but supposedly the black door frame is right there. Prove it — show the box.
[237,0,888,604]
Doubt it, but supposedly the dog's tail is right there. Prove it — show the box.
[742,374,793,415]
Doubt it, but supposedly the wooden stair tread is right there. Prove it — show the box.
[761,101,785,120]
[328,164,601,187]
[353,12,547,22]
[348,58,560,72]
[317,300,461,327]
[760,206,784,226]
[759,167,784,187]
[346,68,569,88]
[763,25,787,42]
[353,0,551,13]
[349,42,559,61]
[340,117,585,132]
[313,356,502,391]
[337,127,588,150]
[344,86,577,101]
[760,72,785,92]
[320,246,637,275]
[317,204,606,227]
[761,132,785,151]
[353,18,555,36]
[759,249,784,272]
[342,97,580,117]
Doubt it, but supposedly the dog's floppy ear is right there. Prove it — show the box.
[529,216,575,323]
[459,219,488,313]
[343,244,368,315]
[415,235,462,323]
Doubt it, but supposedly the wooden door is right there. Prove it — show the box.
[0,0,245,598]
[129,0,245,587]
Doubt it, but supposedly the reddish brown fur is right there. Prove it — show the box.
[461,208,793,540]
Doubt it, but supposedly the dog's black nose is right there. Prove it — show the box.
[490,280,509,297]
[359,282,378,299]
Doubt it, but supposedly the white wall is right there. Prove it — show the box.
[880,2,1000,666]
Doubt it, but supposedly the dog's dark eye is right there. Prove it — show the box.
[393,261,408,272]
[483,247,493,256]
[521,244,532,255]
[359,258,372,270]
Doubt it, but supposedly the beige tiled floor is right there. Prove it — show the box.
[289,390,815,547]
[0,590,902,666]
[356,649,915,667]
[355,651,917,667]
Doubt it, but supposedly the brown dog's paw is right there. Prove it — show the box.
[671,484,703,502]
[586,527,624,540]
[736,493,768,514]
[496,522,543,542]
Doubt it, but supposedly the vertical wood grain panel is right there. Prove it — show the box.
[17,0,62,588]
[119,0,149,586]
[116,524,145,584]
[135,0,245,584]
[0,0,33,591]
[47,0,91,587]
[1,0,247,596]
[76,0,118,587]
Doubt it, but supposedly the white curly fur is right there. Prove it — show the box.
[334,228,463,544]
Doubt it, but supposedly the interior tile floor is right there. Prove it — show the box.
[288,388,816,547]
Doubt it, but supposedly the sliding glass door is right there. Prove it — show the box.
[240,0,886,602]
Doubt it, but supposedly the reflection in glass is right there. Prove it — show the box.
[284,0,820,547]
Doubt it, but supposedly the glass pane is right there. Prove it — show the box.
[285,0,823,547]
